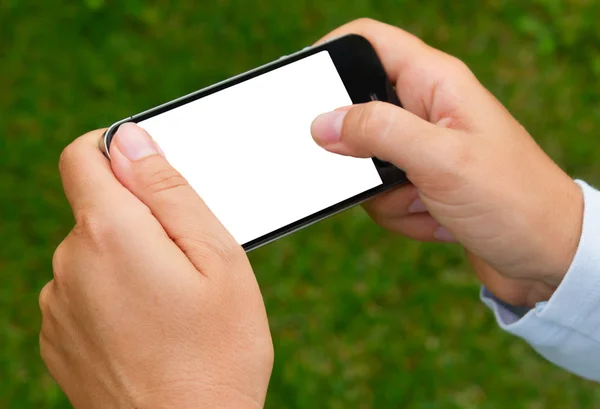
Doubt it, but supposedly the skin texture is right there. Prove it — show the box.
[311,19,584,308]
[40,125,273,409]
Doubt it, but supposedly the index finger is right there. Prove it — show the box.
[315,19,479,121]
[59,129,148,220]
[316,19,430,86]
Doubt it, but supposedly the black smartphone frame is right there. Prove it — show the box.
[102,34,408,252]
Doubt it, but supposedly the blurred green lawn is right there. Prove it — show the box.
[2,0,600,408]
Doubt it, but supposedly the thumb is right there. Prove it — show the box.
[311,102,445,172]
[109,123,240,269]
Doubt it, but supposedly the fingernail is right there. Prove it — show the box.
[311,110,346,145]
[114,123,159,161]
[408,198,428,213]
[434,226,457,243]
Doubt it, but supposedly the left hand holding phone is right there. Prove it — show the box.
[40,124,273,409]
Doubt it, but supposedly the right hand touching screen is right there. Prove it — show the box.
[312,19,584,308]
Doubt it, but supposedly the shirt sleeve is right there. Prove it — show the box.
[480,180,600,382]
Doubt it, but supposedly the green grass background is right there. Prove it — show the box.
[2,0,600,407]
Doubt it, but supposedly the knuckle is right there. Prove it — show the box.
[351,102,394,148]
[39,331,55,368]
[51,240,71,283]
[39,281,54,313]
[350,17,378,28]
[73,209,118,248]
[443,53,473,78]
[176,234,244,270]
[58,131,101,174]
[58,141,78,175]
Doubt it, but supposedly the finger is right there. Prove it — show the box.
[362,184,455,242]
[314,18,482,122]
[109,123,241,270]
[59,130,148,221]
[363,184,420,220]
[375,213,443,242]
[315,18,429,86]
[311,101,456,174]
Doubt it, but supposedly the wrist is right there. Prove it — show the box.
[481,176,583,308]
[538,177,583,288]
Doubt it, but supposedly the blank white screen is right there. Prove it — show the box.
[138,51,383,245]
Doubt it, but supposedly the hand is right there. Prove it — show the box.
[311,19,584,307]
[40,124,273,409]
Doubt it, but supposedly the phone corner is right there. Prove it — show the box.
[102,117,134,159]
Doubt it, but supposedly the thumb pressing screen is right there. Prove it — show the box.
[138,52,383,245]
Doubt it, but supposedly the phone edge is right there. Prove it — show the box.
[243,179,408,252]
[101,35,347,158]
[100,33,408,254]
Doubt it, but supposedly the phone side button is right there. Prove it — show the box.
[278,55,288,60]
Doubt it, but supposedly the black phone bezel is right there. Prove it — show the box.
[103,34,408,252]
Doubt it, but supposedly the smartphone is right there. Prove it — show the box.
[102,34,408,251]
